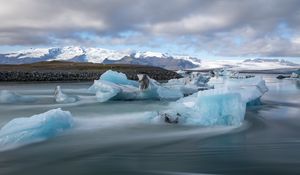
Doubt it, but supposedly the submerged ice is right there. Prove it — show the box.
[0,90,35,104]
[0,108,74,150]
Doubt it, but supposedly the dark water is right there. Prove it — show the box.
[0,75,300,175]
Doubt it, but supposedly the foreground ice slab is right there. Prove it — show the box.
[0,108,74,151]
[149,77,268,126]
[89,70,183,102]
[0,90,35,104]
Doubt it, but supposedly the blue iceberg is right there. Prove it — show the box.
[150,76,268,126]
[0,108,74,150]
[100,70,139,86]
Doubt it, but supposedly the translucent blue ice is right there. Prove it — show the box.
[0,108,74,150]
[100,70,138,86]
[150,76,268,126]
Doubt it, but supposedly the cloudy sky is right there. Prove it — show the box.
[0,0,300,60]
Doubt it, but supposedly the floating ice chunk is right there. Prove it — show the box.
[0,90,35,104]
[100,70,138,86]
[223,76,268,105]
[89,70,184,102]
[92,80,122,102]
[163,72,212,95]
[54,86,78,103]
[291,72,299,78]
[191,89,246,125]
[150,76,268,126]
[0,108,74,150]
[149,89,245,126]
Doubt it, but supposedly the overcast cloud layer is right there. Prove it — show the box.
[0,0,300,57]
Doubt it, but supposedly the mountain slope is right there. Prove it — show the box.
[0,47,199,70]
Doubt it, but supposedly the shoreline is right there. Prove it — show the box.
[0,61,181,82]
[187,67,300,74]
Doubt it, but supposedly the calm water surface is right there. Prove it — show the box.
[0,75,300,175]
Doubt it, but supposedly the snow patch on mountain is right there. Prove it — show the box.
[86,48,131,63]
[197,58,300,71]
[134,51,168,58]
[6,48,51,59]
[54,46,85,61]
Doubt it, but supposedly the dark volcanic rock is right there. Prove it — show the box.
[0,61,181,82]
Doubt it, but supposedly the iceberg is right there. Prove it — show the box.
[100,70,138,86]
[54,86,78,103]
[0,108,74,150]
[0,90,35,104]
[89,70,183,102]
[149,76,268,126]
[163,72,213,95]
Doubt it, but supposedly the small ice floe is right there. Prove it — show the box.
[0,90,35,104]
[0,108,74,151]
[163,72,213,95]
[54,86,78,103]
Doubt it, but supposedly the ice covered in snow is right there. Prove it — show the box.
[0,90,35,104]
[89,70,183,102]
[0,108,74,150]
[150,76,268,126]
[54,86,78,103]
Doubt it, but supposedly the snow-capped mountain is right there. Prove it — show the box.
[198,58,300,71]
[1,46,299,70]
[243,58,299,67]
[0,46,199,70]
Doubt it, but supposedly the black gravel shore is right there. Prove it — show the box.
[0,61,181,82]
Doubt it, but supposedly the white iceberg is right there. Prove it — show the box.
[0,108,74,150]
[163,72,213,95]
[0,90,35,104]
[54,86,78,103]
[150,76,268,126]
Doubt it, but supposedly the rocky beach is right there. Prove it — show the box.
[0,61,181,81]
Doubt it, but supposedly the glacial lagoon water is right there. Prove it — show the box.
[0,74,300,175]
